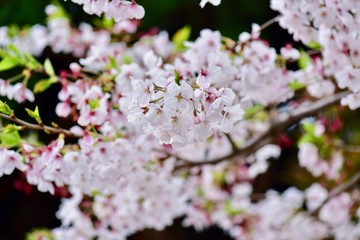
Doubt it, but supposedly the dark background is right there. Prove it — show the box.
[0,0,289,45]
[0,1,296,239]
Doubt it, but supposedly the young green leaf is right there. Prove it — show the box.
[172,25,191,51]
[301,121,316,134]
[106,56,118,70]
[243,104,264,119]
[3,124,22,133]
[46,1,69,21]
[289,80,306,91]
[212,170,225,186]
[7,44,23,60]
[25,106,42,124]
[0,56,20,72]
[26,228,54,240]
[122,55,132,64]
[89,99,100,109]
[306,41,322,50]
[298,121,326,146]
[0,100,13,115]
[174,69,181,86]
[0,131,21,148]
[91,189,101,197]
[298,50,312,69]
[224,201,245,217]
[44,58,55,76]
[25,52,42,70]
[34,77,57,93]
[102,15,115,28]
[298,134,318,145]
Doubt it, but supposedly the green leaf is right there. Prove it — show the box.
[47,1,69,21]
[0,56,20,71]
[289,80,306,91]
[174,69,181,86]
[7,44,23,59]
[298,121,326,146]
[89,99,100,110]
[224,201,245,217]
[243,104,264,119]
[301,121,315,134]
[196,186,205,198]
[298,50,312,69]
[25,52,41,70]
[204,200,215,212]
[7,25,20,38]
[298,134,318,145]
[91,189,101,196]
[26,228,54,240]
[0,49,9,58]
[106,56,118,70]
[2,124,22,133]
[122,55,132,64]
[212,170,225,186]
[172,25,191,51]
[0,131,21,148]
[34,77,57,93]
[306,41,322,50]
[25,106,41,124]
[44,58,55,76]
[102,15,115,28]
[0,100,13,115]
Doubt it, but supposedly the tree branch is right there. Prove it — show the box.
[0,112,82,138]
[338,143,360,153]
[225,133,238,152]
[174,91,350,171]
[259,15,281,32]
[309,171,360,217]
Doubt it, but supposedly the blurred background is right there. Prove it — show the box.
[0,0,298,239]
[0,0,291,46]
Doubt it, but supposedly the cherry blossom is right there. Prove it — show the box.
[200,0,221,8]
[0,148,27,177]
[1,1,360,240]
[66,0,145,22]
[0,79,34,103]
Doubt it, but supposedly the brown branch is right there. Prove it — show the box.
[0,112,82,138]
[174,91,350,171]
[338,143,360,153]
[223,15,281,53]
[259,15,281,32]
[225,133,238,152]
[309,171,360,217]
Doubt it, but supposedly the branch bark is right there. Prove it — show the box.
[310,171,360,217]
[0,112,82,138]
[174,91,350,171]
[259,15,281,32]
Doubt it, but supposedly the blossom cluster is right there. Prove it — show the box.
[200,0,222,8]
[0,0,360,240]
[0,5,138,57]
[1,134,188,239]
[66,0,144,21]
[272,0,360,109]
[0,79,34,103]
[184,153,360,240]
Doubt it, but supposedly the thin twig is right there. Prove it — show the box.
[307,49,322,56]
[225,133,238,152]
[0,112,81,138]
[259,15,281,32]
[174,91,350,171]
[309,171,360,217]
[338,143,360,153]
[223,15,281,53]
